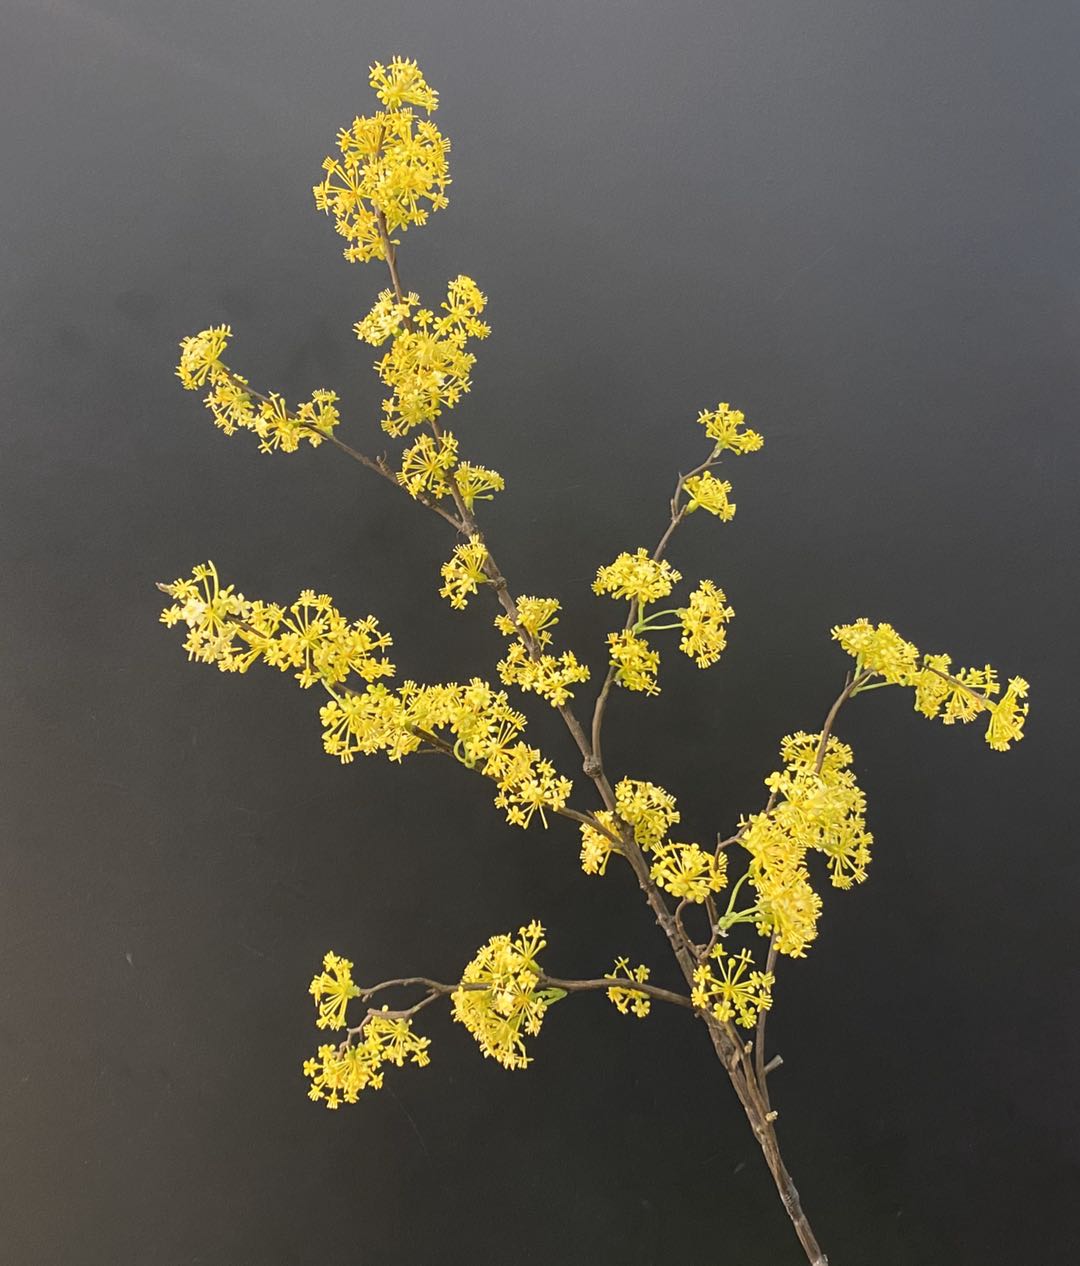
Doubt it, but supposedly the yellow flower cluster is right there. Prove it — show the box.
[691,945,773,1028]
[614,778,680,848]
[494,595,590,707]
[684,471,736,520]
[304,1011,431,1109]
[399,431,459,498]
[697,402,763,454]
[736,732,870,956]
[607,631,661,695]
[364,276,491,436]
[452,922,555,1069]
[159,562,395,687]
[606,958,652,1018]
[312,58,449,264]
[176,326,341,454]
[593,549,681,606]
[497,640,591,708]
[440,535,490,609]
[833,620,1030,751]
[650,841,728,903]
[309,951,361,1029]
[578,810,620,875]
[676,580,734,668]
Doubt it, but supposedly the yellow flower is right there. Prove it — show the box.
[498,640,591,707]
[369,56,440,112]
[439,535,490,609]
[832,619,919,684]
[697,402,763,454]
[177,325,231,389]
[614,778,679,850]
[399,431,459,499]
[313,61,449,263]
[650,842,728,903]
[495,597,562,645]
[454,462,505,510]
[452,923,554,1069]
[684,471,736,520]
[676,580,734,667]
[607,630,660,694]
[579,811,620,875]
[303,1008,431,1108]
[606,958,652,1018]
[593,549,681,606]
[309,951,361,1030]
[691,945,773,1028]
[985,676,1029,751]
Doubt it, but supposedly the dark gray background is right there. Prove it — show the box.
[2,1,1077,1262]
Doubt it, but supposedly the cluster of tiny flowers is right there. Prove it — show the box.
[736,732,870,957]
[159,562,394,686]
[593,549,681,606]
[360,275,491,436]
[606,631,661,695]
[176,326,341,454]
[309,951,361,1029]
[833,619,1030,751]
[440,535,490,609]
[578,810,620,875]
[676,581,735,668]
[650,841,728,903]
[304,1015,431,1109]
[614,778,680,848]
[312,58,449,263]
[606,958,652,1018]
[160,565,572,827]
[697,402,764,454]
[684,471,736,520]
[452,923,554,1069]
[691,945,774,1029]
[494,596,590,707]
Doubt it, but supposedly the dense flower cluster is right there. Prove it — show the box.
[734,732,871,957]
[676,581,735,668]
[650,841,728,903]
[593,549,681,606]
[697,402,764,454]
[361,275,491,436]
[440,535,490,609]
[176,326,341,454]
[684,471,736,520]
[312,57,449,263]
[304,1011,432,1109]
[833,619,1029,751]
[452,922,555,1069]
[160,563,572,827]
[691,945,773,1028]
[606,958,652,1018]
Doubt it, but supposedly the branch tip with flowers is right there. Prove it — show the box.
[159,56,1030,1265]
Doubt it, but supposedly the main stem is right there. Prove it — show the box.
[348,225,829,1263]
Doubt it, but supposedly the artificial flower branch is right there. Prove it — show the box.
[160,56,1030,1266]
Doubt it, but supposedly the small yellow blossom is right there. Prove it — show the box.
[606,958,652,1018]
[650,842,728,903]
[304,1008,431,1108]
[454,462,505,510]
[691,945,773,1028]
[354,289,419,345]
[440,535,489,609]
[985,676,1029,752]
[614,778,679,850]
[495,597,562,645]
[313,60,449,263]
[697,403,763,454]
[677,580,734,668]
[832,619,919,684]
[452,922,554,1069]
[607,630,661,694]
[593,549,681,606]
[579,811,620,875]
[684,471,736,520]
[399,431,459,499]
[498,640,591,707]
[177,324,231,389]
[309,951,361,1030]
[369,56,440,112]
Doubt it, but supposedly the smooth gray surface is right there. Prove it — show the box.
[2,2,1077,1262]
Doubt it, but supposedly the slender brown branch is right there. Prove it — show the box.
[352,971,692,1012]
